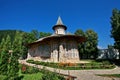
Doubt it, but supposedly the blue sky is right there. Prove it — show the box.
[0,0,120,49]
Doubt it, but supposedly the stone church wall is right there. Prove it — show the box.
[27,39,80,63]
[58,41,79,62]
[27,44,51,62]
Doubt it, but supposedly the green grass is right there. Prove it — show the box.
[26,59,116,70]
[0,73,43,80]
[97,74,120,78]
[0,64,65,80]
[22,72,43,80]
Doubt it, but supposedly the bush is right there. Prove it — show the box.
[21,64,39,74]
[26,59,115,70]
[41,70,65,80]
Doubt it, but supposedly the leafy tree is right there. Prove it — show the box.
[74,29,85,36]
[74,29,85,59]
[39,32,52,38]
[85,30,98,59]
[20,31,39,59]
[21,32,31,59]
[110,9,120,59]
[74,29,98,59]
[31,30,39,40]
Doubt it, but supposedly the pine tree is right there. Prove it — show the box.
[7,31,23,79]
[0,35,11,75]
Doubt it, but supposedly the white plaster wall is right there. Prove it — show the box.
[55,27,65,34]
[59,41,79,62]
[27,40,80,63]
[50,43,59,62]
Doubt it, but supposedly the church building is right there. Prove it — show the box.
[27,17,85,63]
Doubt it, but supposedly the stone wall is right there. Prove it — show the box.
[50,41,59,62]
[27,38,80,63]
[58,41,79,62]
[27,44,51,62]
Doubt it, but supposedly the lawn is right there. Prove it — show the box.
[21,72,43,80]
[0,64,65,80]
[26,59,116,70]
[0,72,43,80]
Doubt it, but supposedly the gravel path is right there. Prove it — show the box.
[19,60,120,80]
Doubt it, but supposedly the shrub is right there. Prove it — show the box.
[26,59,115,70]
[41,70,65,80]
[21,64,39,74]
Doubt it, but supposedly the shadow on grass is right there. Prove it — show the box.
[96,59,120,67]
[16,75,24,80]
[110,59,120,67]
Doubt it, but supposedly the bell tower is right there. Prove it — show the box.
[52,16,67,35]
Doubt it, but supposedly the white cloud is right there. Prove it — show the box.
[97,46,105,49]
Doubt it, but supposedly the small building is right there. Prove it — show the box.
[27,16,85,62]
[97,47,119,59]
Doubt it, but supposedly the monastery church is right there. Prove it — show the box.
[27,16,85,63]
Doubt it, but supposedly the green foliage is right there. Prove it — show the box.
[6,52,19,80]
[20,64,39,74]
[0,34,20,80]
[85,30,98,59]
[110,9,120,59]
[39,32,52,38]
[0,52,9,75]
[0,35,12,75]
[31,30,39,40]
[22,72,42,80]
[0,30,23,43]
[20,63,64,80]
[74,29,85,36]
[27,60,115,70]
[42,71,65,80]
[74,29,98,59]
[74,29,85,59]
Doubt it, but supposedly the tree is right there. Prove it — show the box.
[74,29,85,59]
[74,29,85,36]
[21,32,31,59]
[3,35,12,53]
[0,35,12,75]
[110,9,120,59]
[31,30,39,40]
[12,31,23,56]
[0,30,22,43]
[0,38,5,53]
[85,30,98,59]
[74,29,98,59]
[6,31,22,80]
[39,32,52,38]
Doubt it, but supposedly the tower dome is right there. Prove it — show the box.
[52,16,67,35]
